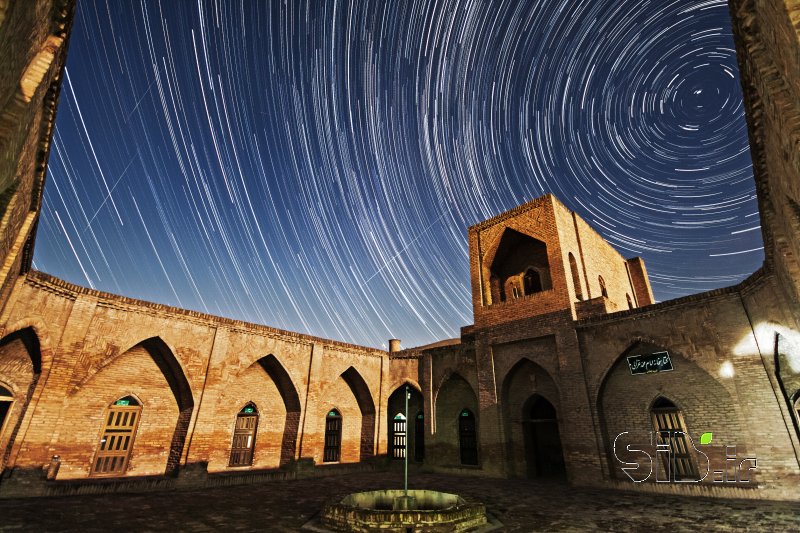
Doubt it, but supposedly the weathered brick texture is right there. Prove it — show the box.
[2,0,800,504]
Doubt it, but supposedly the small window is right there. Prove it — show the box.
[598,276,608,298]
[459,408,478,465]
[568,253,583,301]
[229,404,259,466]
[91,396,141,477]
[523,269,543,295]
[511,284,521,299]
[391,413,407,459]
[651,398,697,481]
[324,409,342,462]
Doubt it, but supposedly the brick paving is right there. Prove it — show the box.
[0,472,799,532]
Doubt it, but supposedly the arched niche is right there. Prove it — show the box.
[433,372,479,466]
[596,341,741,482]
[500,358,561,478]
[59,336,193,479]
[341,366,376,460]
[387,383,423,461]
[0,327,42,471]
[484,228,552,304]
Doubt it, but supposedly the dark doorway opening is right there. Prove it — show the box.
[459,408,478,465]
[387,385,423,462]
[523,395,565,477]
[323,409,342,462]
[414,412,424,462]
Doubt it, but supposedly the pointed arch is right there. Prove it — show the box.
[500,358,561,478]
[387,383,423,461]
[341,366,376,460]
[520,394,565,477]
[0,327,43,471]
[482,228,552,304]
[2,317,52,369]
[136,337,194,475]
[596,340,740,481]
[257,354,302,466]
[434,372,479,466]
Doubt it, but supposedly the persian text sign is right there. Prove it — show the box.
[627,351,673,375]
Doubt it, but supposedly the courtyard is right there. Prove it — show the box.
[0,471,798,532]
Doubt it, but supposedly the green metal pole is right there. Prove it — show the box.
[404,384,409,496]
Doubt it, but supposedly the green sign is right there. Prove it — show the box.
[394,413,406,420]
[416,413,424,419]
[627,351,673,375]
[243,406,255,414]
[328,410,338,417]
[115,399,130,406]
[460,409,471,417]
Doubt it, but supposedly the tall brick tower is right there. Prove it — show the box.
[468,194,653,329]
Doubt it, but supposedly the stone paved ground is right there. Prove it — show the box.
[0,472,799,532]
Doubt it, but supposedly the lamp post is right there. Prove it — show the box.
[404,383,409,496]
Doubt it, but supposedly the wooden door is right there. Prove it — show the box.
[91,403,141,476]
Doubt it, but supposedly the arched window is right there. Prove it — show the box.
[598,276,608,298]
[626,293,633,309]
[458,408,478,465]
[523,268,543,295]
[323,409,342,462]
[650,397,697,480]
[568,253,583,300]
[391,413,407,459]
[230,404,259,466]
[0,385,13,436]
[91,396,141,477]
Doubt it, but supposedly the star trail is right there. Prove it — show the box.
[33,0,763,349]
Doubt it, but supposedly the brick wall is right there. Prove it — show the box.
[0,0,74,318]
[730,0,800,315]
[0,273,388,494]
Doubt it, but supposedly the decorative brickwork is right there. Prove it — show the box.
[1,0,800,504]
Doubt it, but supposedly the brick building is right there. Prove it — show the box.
[1,0,800,502]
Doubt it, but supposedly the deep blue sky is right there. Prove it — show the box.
[34,0,762,349]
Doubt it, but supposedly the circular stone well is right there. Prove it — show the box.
[320,489,487,532]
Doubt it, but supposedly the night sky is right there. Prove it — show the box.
[33,0,763,349]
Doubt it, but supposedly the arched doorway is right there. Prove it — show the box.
[91,396,142,477]
[391,413,407,459]
[499,358,561,478]
[522,395,565,477]
[434,373,479,467]
[459,408,478,466]
[229,403,259,467]
[323,409,342,462]
[387,384,423,461]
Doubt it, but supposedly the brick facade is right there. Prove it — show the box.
[1,0,800,503]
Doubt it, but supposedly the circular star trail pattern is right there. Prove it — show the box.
[35,0,762,349]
